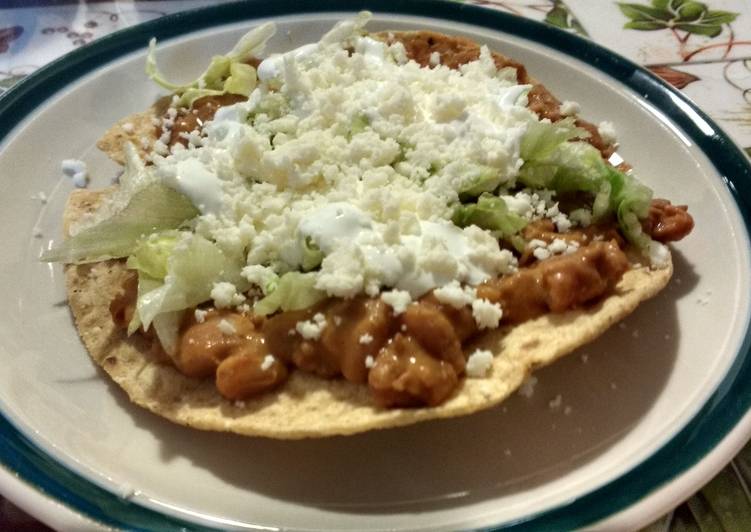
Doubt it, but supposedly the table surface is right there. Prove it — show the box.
[1,0,751,530]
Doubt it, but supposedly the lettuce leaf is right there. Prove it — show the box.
[146,22,275,107]
[520,116,589,163]
[136,234,248,328]
[452,193,528,238]
[253,271,326,316]
[519,136,653,248]
[41,183,199,264]
[301,237,324,271]
[126,231,180,280]
[458,165,503,200]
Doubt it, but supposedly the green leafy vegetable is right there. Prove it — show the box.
[127,275,160,335]
[136,234,248,328]
[301,237,324,271]
[520,117,589,164]
[452,193,528,238]
[254,272,326,316]
[519,136,653,249]
[458,165,504,200]
[152,310,184,356]
[126,231,180,280]
[41,183,199,264]
[146,22,274,107]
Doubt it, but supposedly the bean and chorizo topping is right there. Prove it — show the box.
[109,205,691,408]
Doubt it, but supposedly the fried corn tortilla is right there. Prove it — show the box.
[64,29,674,438]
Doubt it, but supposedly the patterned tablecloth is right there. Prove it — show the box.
[1,0,751,530]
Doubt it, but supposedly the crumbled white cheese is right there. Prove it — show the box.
[529,237,578,261]
[559,100,580,116]
[32,191,48,204]
[429,51,441,66]
[466,349,493,378]
[260,354,275,371]
[533,247,551,261]
[365,355,375,368]
[433,280,476,309]
[194,309,208,323]
[547,239,568,254]
[598,120,617,145]
[359,333,373,345]
[472,298,503,329]
[61,159,89,188]
[217,318,236,335]
[210,282,246,309]
[648,240,670,269]
[381,290,412,315]
[296,312,327,340]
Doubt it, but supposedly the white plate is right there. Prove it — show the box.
[0,3,749,530]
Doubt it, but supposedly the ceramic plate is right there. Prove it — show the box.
[1,1,749,530]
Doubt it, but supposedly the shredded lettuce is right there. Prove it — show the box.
[136,234,248,328]
[458,165,504,200]
[152,310,184,356]
[41,183,199,264]
[126,231,180,280]
[146,22,275,107]
[319,10,372,46]
[301,237,324,271]
[518,124,653,248]
[254,272,326,316]
[520,117,589,163]
[452,193,528,238]
[127,275,160,335]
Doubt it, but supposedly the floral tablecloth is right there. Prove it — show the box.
[1,0,750,530]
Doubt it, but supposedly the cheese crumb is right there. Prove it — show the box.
[472,298,503,329]
[648,240,670,269]
[559,100,580,116]
[429,51,441,66]
[217,319,236,335]
[359,333,373,345]
[210,282,246,309]
[194,309,208,323]
[61,159,89,188]
[381,289,412,315]
[32,191,48,204]
[598,121,617,145]
[466,349,493,378]
[365,355,375,368]
[433,281,476,309]
[260,354,275,371]
[533,247,551,261]
[296,312,327,340]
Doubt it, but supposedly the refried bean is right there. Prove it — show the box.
[111,232,632,407]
